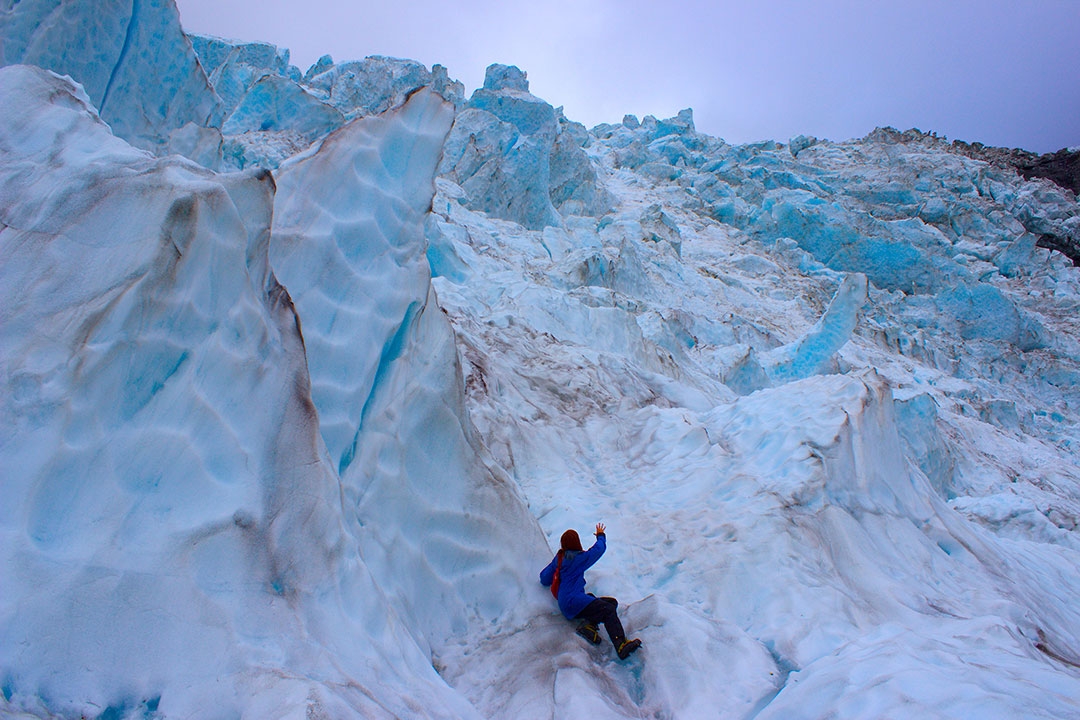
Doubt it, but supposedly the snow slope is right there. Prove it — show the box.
[2,0,1080,717]
[426,109,1080,717]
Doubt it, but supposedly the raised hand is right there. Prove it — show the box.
[595,522,606,536]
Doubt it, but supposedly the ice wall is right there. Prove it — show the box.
[270,89,547,652]
[0,0,223,151]
[0,65,479,719]
[438,64,609,230]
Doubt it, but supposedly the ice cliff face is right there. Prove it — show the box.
[0,64,492,720]
[2,1,1080,719]
[0,0,222,151]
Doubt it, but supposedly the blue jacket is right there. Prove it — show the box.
[540,533,606,620]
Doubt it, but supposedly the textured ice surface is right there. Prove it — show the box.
[189,33,300,115]
[271,88,546,654]
[221,74,343,141]
[270,90,454,471]
[0,0,223,150]
[0,65,481,720]
[304,55,464,119]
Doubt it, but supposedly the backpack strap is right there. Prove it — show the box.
[551,550,565,599]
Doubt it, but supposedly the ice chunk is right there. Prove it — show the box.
[468,72,557,137]
[304,55,463,119]
[303,53,334,81]
[0,0,223,150]
[763,273,868,385]
[654,107,695,138]
[438,64,566,229]
[789,134,818,156]
[188,33,298,116]
[221,74,343,142]
[994,231,1039,277]
[483,62,530,92]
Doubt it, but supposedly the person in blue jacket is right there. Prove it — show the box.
[540,523,642,660]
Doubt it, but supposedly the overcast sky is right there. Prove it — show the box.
[174,0,1080,154]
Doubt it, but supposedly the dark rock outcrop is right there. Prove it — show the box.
[952,141,1080,196]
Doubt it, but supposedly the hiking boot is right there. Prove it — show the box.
[576,622,602,645]
[616,638,642,660]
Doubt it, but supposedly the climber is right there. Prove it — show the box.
[540,523,642,660]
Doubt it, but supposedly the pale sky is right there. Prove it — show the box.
[174,0,1080,154]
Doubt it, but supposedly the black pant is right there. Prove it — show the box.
[575,596,625,646]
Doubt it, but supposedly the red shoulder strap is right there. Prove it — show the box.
[551,550,565,599]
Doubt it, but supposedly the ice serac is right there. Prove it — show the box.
[270,90,454,473]
[0,0,223,151]
[439,63,604,230]
[0,65,476,720]
[304,55,465,119]
[763,272,868,385]
[188,33,301,115]
[270,89,546,651]
[221,74,344,141]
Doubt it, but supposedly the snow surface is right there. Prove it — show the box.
[2,1,1080,718]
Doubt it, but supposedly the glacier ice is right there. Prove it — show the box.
[270,89,545,650]
[0,0,223,151]
[0,65,484,719]
[761,272,869,386]
[425,94,1080,717]
[304,55,465,119]
[438,63,609,230]
[438,64,562,230]
[269,89,456,473]
[221,74,344,141]
[3,0,1080,717]
[188,33,300,115]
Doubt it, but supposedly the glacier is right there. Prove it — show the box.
[2,1,1080,718]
